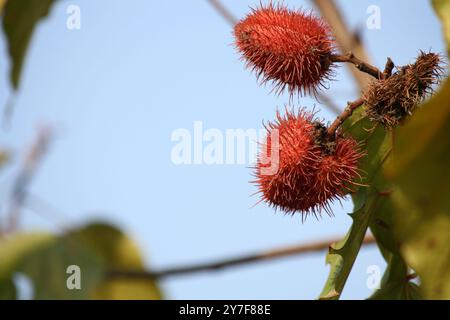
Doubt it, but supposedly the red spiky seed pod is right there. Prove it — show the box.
[307,137,364,214]
[234,3,336,97]
[254,109,321,214]
[254,109,364,219]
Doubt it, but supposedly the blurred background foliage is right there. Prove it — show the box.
[1,0,162,299]
[0,222,162,299]
[0,0,449,300]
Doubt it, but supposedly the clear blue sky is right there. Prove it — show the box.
[0,0,445,299]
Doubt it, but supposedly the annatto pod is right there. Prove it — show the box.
[254,109,364,219]
[234,3,337,97]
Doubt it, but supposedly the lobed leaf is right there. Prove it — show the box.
[383,0,450,299]
[320,108,393,299]
[387,78,450,299]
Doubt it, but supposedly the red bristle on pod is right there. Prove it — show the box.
[234,3,337,97]
[254,109,364,219]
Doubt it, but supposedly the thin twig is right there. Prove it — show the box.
[383,57,395,79]
[330,53,382,80]
[107,234,376,280]
[207,0,237,25]
[317,92,341,115]
[311,0,373,90]
[327,98,365,137]
[24,192,71,231]
[326,54,398,134]
[4,127,52,233]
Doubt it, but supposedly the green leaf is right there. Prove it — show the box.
[364,0,450,299]
[17,229,105,299]
[370,254,422,300]
[2,0,56,89]
[0,223,163,300]
[319,196,380,299]
[357,0,450,299]
[367,195,417,300]
[384,2,450,299]
[0,232,54,280]
[0,278,17,299]
[319,109,392,299]
[0,232,54,299]
[433,0,450,54]
[69,223,163,300]
[387,78,450,299]
[0,0,6,14]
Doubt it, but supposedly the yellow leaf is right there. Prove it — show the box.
[388,77,450,299]
[433,0,450,53]
[0,233,54,279]
[2,0,56,88]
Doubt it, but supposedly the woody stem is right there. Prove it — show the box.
[327,98,365,137]
[330,52,383,79]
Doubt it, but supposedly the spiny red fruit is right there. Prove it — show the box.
[254,109,364,219]
[255,110,321,214]
[234,3,336,97]
[308,137,363,214]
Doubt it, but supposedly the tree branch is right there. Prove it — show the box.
[107,234,376,280]
[327,98,365,137]
[207,0,237,25]
[330,53,383,80]
[383,57,395,79]
[317,92,342,115]
[311,0,373,90]
[3,127,52,233]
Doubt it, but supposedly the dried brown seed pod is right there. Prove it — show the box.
[363,51,445,127]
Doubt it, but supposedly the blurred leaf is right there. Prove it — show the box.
[17,229,104,299]
[0,233,53,299]
[384,1,450,300]
[387,78,450,299]
[2,0,56,89]
[0,233,54,280]
[0,0,6,13]
[0,278,17,299]
[370,254,422,300]
[0,150,9,169]
[320,109,392,299]
[0,223,162,300]
[70,223,163,300]
[368,197,418,300]
[433,0,450,54]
